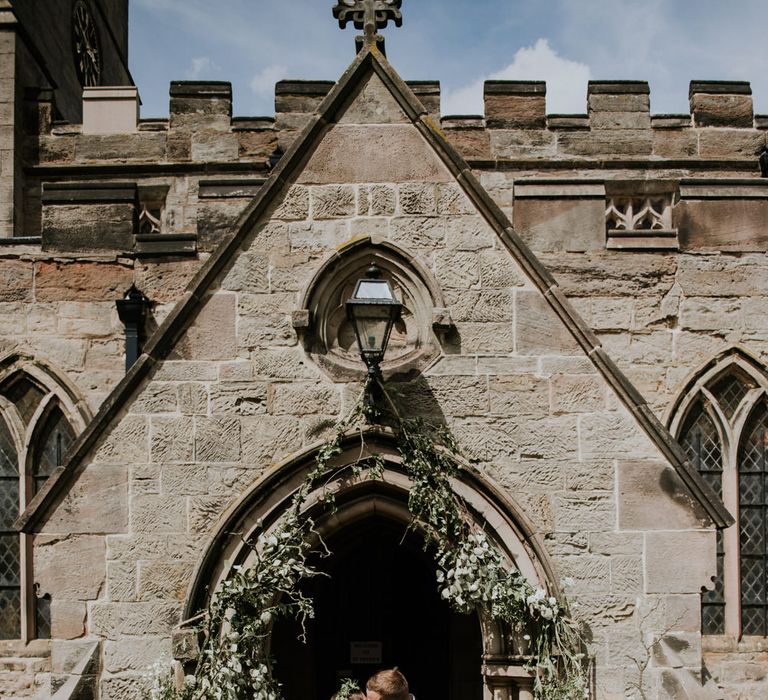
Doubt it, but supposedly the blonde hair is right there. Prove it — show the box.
[366,668,409,700]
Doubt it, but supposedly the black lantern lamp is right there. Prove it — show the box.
[346,263,402,383]
[116,285,151,372]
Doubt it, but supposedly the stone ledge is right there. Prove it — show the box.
[652,114,692,129]
[275,80,335,96]
[42,182,138,204]
[138,119,168,132]
[689,80,752,96]
[198,179,267,199]
[679,178,768,199]
[50,122,81,135]
[0,640,51,658]
[231,117,275,131]
[169,81,232,99]
[547,115,590,129]
[589,80,650,94]
[441,115,485,128]
[134,233,197,256]
[606,228,679,251]
[514,178,605,199]
[484,80,546,96]
[0,235,41,246]
[703,635,768,653]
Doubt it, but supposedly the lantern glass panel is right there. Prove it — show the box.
[355,279,397,301]
[354,314,391,355]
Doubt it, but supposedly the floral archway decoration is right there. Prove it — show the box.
[146,379,590,700]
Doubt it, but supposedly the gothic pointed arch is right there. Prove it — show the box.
[0,353,89,640]
[182,429,556,697]
[298,236,448,379]
[668,346,768,636]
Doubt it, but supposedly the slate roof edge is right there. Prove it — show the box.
[16,45,734,532]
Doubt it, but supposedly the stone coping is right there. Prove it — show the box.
[689,80,752,96]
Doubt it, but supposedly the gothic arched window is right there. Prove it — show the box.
[680,400,725,633]
[0,414,21,639]
[672,357,768,637]
[0,367,82,641]
[738,400,768,635]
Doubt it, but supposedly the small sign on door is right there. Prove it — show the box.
[350,641,382,664]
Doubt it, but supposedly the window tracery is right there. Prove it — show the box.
[680,401,725,633]
[738,401,768,635]
[605,194,672,231]
[604,180,679,250]
[0,365,82,641]
[0,415,20,639]
[672,356,768,636]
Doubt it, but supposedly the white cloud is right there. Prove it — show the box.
[250,65,289,95]
[442,39,591,116]
[186,56,217,79]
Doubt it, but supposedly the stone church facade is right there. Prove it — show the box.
[1,2,768,699]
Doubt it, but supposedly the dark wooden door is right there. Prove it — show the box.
[271,517,483,700]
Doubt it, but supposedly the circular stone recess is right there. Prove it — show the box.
[300,240,446,381]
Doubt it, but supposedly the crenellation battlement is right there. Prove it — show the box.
[484,81,546,129]
[19,76,767,173]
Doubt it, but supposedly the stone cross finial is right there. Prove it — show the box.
[332,0,403,52]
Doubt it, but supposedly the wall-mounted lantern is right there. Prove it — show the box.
[346,263,402,411]
[116,285,151,371]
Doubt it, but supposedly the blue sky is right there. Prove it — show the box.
[129,0,768,119]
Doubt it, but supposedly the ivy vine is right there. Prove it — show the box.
[144,378,589,700]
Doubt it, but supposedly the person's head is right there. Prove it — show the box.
[332,692,365,700]
[366,668,409,700]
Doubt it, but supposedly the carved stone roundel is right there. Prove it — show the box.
[301,241,444,380]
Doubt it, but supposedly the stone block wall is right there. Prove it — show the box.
[0,254,204,411]
[2,65,767,700]
[0,640,50,700]
[34,110,720,700]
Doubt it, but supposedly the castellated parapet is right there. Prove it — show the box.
[14,77,767,258]
[23,78,768,171]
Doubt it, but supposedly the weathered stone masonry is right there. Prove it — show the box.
[1,15,768,700]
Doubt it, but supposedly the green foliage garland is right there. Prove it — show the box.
[144,380,589,700]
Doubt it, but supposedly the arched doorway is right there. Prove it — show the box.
[270,515,483,700]
[183,431,555,699]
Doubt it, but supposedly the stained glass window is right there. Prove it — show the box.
[680,402,725,634]
[739,402,768,636]
[0,414,20,639]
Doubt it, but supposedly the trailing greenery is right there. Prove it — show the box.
[144,378,589,700]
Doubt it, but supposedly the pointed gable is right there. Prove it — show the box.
[17,45,732,534]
